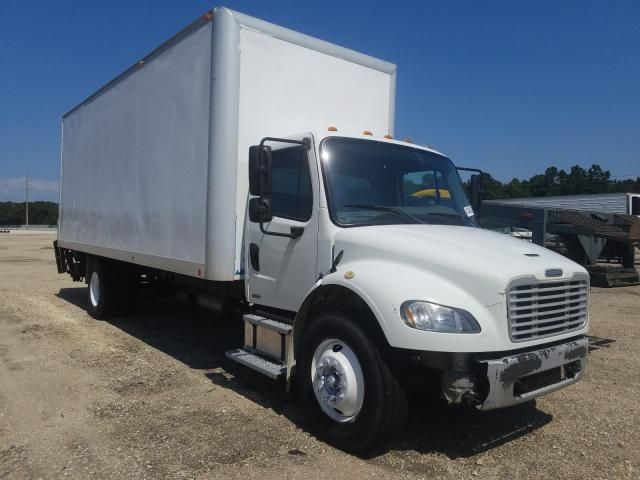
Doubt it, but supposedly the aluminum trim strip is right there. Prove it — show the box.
[57,240,205,278]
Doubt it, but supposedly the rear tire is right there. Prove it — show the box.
[86,258,119,320]
[187,293,199,310]
[297,311,407,452]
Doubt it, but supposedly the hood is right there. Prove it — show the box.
[334,225,586,300]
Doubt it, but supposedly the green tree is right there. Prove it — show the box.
[585,164,611,194]
[0,201,58,226]
[466,163,639,200]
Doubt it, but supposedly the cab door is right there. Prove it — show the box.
[245,135,319,312]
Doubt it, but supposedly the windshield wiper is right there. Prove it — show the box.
[342,204,425,224]
[423,212,461,217]
[422,212,470,225]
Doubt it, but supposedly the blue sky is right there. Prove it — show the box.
[1,0,639,201]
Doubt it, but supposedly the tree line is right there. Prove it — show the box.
[0,201,58,226]
[478,164,640,200]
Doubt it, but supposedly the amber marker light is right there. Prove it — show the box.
[403,138,413,143]
[362,130,373,136]
[384,134,393,139]
[327,126,338,131]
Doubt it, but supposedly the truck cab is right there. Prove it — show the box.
[233,129,589,449]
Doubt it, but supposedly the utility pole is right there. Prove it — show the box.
[25,173,29,229]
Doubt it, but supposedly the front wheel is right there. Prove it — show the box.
[298,312,407,452]
[311,338,365,423]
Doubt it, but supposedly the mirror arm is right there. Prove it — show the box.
[259,222,304,240]
[456,166,483,176]
[259,136,311,151]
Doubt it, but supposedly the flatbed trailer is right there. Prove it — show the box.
[480,202,640,287]
[487,192,640,217]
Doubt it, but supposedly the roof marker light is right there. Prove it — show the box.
[403,138,413,143]
[384,134,393,139]
[362,130,373,136]
[203,11,213,21]
[328,126,338,132]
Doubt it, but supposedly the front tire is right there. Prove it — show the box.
[297,312,407,452]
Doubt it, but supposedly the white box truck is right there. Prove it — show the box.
[55,7,590,452]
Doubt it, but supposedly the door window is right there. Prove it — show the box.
[271,146,312,221]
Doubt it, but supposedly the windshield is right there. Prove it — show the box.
[320,137,476,227]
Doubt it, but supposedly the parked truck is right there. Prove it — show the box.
[54,7,590,451]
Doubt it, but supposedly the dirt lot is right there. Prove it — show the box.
[0,232,638,480]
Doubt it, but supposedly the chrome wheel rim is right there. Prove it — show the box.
[311,338,364,423]
[89,271,101,307]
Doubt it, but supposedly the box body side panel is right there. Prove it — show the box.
[59,22,213,277]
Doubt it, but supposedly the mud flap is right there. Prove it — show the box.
[53,240,65,274]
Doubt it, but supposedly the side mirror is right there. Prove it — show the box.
[249,197,272,223]
[249,145,272,196]
[470,174,482,212]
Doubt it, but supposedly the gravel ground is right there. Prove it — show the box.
[0,233,638,479]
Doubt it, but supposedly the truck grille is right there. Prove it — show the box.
[508,279,588,342]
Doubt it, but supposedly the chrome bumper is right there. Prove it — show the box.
[478,337,588,410]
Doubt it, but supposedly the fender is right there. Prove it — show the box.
[294,259,508,353]
[292,258,492,355]
[292,277,389,359]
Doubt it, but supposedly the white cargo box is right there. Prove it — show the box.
[58,7,396,281]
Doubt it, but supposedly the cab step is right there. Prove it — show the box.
[225,347,286,379]
[243,314,292,334]
[225,314,294,381]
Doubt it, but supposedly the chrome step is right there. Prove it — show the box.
[225,347,286,380]
[243,314,292,334]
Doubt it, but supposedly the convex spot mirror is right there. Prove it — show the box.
[249,145,272,196]
[249,197,272,223]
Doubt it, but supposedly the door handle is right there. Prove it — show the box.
[289,226,304,239]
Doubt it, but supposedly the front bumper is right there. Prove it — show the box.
[478,336,588,410]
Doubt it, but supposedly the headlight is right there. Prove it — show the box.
[400,301,481,333]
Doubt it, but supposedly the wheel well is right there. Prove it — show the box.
[293,285,390,359]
